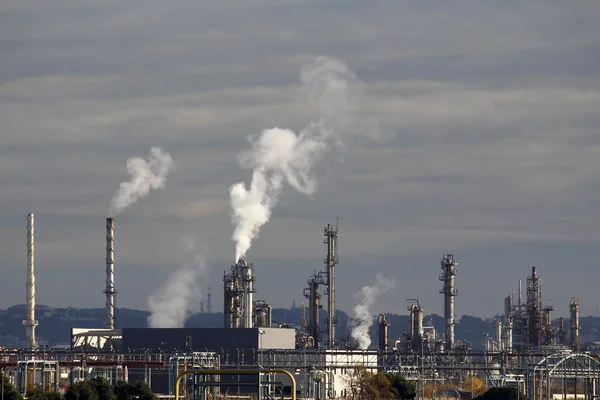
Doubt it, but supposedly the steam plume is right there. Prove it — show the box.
[109,147,174,215]
[229,56,359,261]
[147,236,207,328]
[351,273,396,349]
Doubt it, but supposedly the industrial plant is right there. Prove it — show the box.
[1,213,600,400]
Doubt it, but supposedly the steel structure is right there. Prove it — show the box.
[104,218,116,330]
[570,298,581,351]
[253,300,272,328]
[324,222,338,349]
[440,254,458,352]
[3,347,599,400]
[528,352,600,400]
[223,259,256,328]
[527,266,542,347]
[23,213,38,349]
[303,272,323,348]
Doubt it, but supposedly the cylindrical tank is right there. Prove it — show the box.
[434,341,445,353]
[414,308,424,337]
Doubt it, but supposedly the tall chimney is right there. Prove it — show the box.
[570,298,580,351]
[104,218,116,329]
[23,213,38,348]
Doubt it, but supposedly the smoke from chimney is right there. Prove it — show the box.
[147,236,207,328]
[229,56,360,262]
[351,273,395,350]
[109,147,174,215]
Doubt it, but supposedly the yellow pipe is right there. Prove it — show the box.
[174,369,296,400]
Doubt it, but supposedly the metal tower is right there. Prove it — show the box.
[324,222,339,349]
[440,254,458,351]
[23,213,38,349]
[526,266,542,347]
[570,297,580,351]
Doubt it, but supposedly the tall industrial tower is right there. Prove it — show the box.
[440,254,457,351]
[526,266,542,347]
[104,218,116,330]
[23,213,38,349]
[223,259,255,328]
[570,297,580,351]
[324,222,339,349]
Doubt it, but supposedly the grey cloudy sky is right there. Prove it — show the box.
[1,1,600,321]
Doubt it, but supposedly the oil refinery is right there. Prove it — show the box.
[1,213,599,400]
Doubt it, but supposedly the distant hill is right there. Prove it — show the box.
[2,305,600,350]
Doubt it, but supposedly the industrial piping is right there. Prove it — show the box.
[104,218,116,330]
[23,213,38,349]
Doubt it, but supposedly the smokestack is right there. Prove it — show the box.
[23,213,38,349]
[104,218,116,329]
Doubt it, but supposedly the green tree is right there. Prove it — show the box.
[114,381,156,400]
[384,374,416,400]
[64,378,115,400]
[474,386,526,400]
[2,373,24,400]
[26,386,63,400]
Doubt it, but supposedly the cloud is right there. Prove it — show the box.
[1,1,600,319]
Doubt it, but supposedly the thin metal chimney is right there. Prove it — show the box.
[104,217,116,329]
[23,213,38,348]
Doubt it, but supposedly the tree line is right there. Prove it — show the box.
[2,376,155,400]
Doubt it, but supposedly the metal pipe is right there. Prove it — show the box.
[104,218,116,329]
[174,369,296,400]
[23,213,38,349]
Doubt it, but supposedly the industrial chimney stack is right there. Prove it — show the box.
[23,213,38,349]
[104,218,116,329]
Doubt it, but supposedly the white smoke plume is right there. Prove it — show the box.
[351,273,396,350]
[109,146,174,215]
[229,56,359,262]
[147,236,207,328]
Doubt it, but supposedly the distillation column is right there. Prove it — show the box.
[304,278,320,349]
[104,218,116,330]
[570,298,580,351]
[241,260,255,328]
[324,223,338,349]
[23,213,38,349]
[526,266,542,347]
[440,254,458,351]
